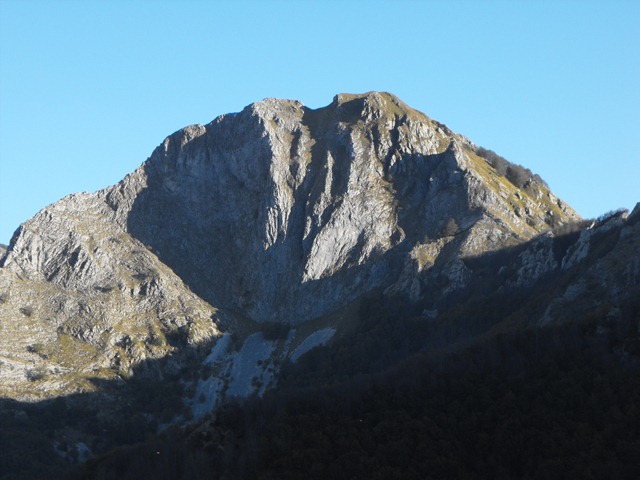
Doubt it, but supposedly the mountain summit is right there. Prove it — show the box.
[6,91,577,315]
[2,93,639,478]
[0,92,583,400]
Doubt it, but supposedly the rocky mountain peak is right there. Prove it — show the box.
[332,91,419,116]
[0,93,583,400]
[2,93,638,480]
[3,93,580,325]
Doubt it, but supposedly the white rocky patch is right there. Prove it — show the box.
[289,328,336,363]
[190,331,291,419]
[203,333,232,366]
[189,327,338,419]
[226,332,277,398]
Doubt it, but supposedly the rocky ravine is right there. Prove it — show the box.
[0,92,582,405]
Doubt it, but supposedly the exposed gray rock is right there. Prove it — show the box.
[69,93,579,324]
[0,92,582,401]
[508,234,558,288]
[561,227,592,270]
[0,196,224,400]
[536,216,640,327]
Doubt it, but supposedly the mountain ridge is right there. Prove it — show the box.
[2,92,638,478]
[0,92,584,402]
[2,92,579,317]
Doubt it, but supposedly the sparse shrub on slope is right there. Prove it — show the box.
[506,163,533,188]
[475,146,546,189]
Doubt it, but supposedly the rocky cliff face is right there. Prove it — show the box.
[114,92,578,323]
[0,199,223,399]
[0,92,583,402]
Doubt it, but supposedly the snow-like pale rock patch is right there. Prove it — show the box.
[289,328,336,363]
[203,333,232,365]
[189,327,336,419]
[190,332,282,419]
[226,332,277,398]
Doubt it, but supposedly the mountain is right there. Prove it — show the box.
[0,92,638,478]
[0,92,581,403]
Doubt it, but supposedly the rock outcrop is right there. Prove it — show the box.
[0,92,583,401]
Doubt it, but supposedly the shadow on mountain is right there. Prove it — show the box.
[0,331,222,480]
[2,214,640,479]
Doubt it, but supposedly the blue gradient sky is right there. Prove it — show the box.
[1,0,638,243]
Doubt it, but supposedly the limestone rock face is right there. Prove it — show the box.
[0,92,582,400]
[0,194,223,400]
[36,92,578,324]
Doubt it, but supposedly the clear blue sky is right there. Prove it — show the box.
[1,0,638,244]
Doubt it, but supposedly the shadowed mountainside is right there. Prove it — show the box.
[2,202,639,479]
